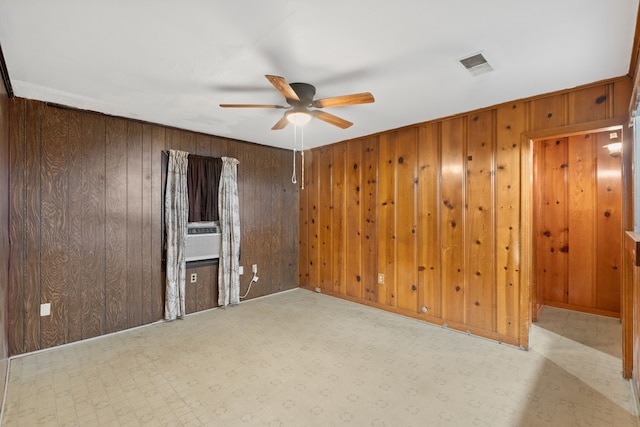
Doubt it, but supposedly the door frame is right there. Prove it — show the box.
[521,117,631,376]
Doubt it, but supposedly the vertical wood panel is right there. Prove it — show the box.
[299,150,309,286]
[440,117,465,324]
[150,126,166,321]
[596,132,622,313]
[495,103,524,337]
[127,122,143,327]
[418,123,441,317]
[362,137,378,301]
[395,128,418,312]
[540,138,569,304]
[9,100,26,355]
[105,117,128,333]
[81,114,106,339]
[466,111,495,331]
[40,106,69,348]
[331,144,347,294]
[346,140,363,298]
[318,148,333,291]
[306,150,319,288]
[24,100,42,352]
[141,124,154,323]
[377,134,396,306]
[67,110,82,343]
[567,134,596,307]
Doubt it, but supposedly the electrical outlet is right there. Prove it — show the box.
[239,266,244,275]
[190,273,197,283]
[252,264,258,274]
[40,303,51,317]
[378,273,384,284]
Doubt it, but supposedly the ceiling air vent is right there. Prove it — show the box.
[459,52,493,76]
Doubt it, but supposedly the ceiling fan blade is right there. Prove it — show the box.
[271,115,290,130]
[265,75,300,101]
[219,104,287,109]
[311,110,353,129]
[312,92,374,108]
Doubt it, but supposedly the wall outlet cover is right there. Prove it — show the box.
[40,303,51,317]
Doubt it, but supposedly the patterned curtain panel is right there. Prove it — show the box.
[165,150,189,320]
[218,157,241,307]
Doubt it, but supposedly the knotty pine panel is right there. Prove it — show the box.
[534,131,622,317]
[539,138,569,305]
[418,123,441,318]
[317,147,333,292]
[299,150,310,286]
[395,128,419,312]
[595,132,622,313]
[346,140,364,298]
[377,133,397,306]
[361,137,378,301]
[8,98,299,355]
[440,117,466,324]
[495,102,524,338]
[567,134,596,308]
[331,144,347,294]
[299,76,631,347]
[568,85,611,124]
[465,111,496,331]
[530,94,566,131]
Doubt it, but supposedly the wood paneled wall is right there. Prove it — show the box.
[0,62,9,409]
[8,98,299,355]
[300,77,632,347]
[534,132,622,317]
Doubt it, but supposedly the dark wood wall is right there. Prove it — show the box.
[0,61,9,408]
[8,98,299,355]
[300,77,632,348]
[534,131,623,317]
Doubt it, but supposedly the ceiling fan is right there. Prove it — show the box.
[219,75,375,130]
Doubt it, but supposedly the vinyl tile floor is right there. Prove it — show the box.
[0,289,638,426]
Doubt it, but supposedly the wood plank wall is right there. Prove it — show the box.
[8,98,299,355]
[534,132,622,317]
[300,77,632,347]
[0,62,9,408]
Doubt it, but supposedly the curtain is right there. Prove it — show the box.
[165,150,189,320]
[187,155,222,222]
[218,157,241,307]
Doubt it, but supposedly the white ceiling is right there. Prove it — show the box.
[0,1,638,150]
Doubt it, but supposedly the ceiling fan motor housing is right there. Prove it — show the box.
[288,83,316,107]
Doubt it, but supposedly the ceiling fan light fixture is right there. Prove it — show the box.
[287,111,312,126]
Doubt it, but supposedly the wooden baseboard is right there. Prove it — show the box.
[540,301,620,319]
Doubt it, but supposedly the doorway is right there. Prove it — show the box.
[532,129,623,319]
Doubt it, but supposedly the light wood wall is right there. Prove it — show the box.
[8,98,299,356]
[534,132,622,317]
[300,77,632,347]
